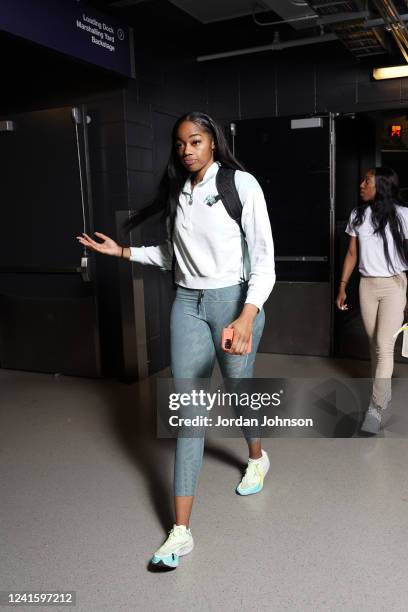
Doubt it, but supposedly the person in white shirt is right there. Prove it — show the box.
[77,111,275,570]
[336,167,408,435]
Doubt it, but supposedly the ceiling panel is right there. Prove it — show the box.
[168,0,260,23]
[168,0,316,26]
[262,0,316,29]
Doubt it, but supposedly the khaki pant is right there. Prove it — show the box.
[359,273,407,409]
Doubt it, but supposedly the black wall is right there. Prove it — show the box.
[119,54,209,375]
[194,44,408,121]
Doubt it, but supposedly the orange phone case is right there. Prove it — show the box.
[221,328,252,354]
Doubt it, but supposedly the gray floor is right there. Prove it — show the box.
[1,355,408,612]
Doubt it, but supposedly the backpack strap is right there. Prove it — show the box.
[171,251,177,288]
[216,166,247,283]
[216,166,245,237]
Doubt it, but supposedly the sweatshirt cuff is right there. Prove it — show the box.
[244,292,265,313]
[129,246,145,263]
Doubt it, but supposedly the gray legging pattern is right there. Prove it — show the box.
[170,282,265,497]
[359,272,407,409]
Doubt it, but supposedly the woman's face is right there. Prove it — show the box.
[174,121,215,180]
[360,171,376,202]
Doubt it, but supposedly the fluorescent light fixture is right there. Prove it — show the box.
[291,117,323,129]
[373,65,408,80]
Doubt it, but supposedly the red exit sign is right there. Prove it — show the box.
[390,125,402,140]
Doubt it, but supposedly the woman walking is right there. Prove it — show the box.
[77,111,275,569]
[336,167,408,435]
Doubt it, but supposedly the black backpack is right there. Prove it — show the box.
[171,166,245,284]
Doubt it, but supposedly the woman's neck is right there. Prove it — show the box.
[191,158,216,187]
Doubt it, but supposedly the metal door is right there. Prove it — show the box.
[0,105,102,377]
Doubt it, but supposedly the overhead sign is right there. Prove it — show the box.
[0,0,134,78]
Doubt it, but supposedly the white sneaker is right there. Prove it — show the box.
[236,449,270,495]
[360,400,382,435]
[150,524,194,569]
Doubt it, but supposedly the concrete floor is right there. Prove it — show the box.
[1,355,408,612]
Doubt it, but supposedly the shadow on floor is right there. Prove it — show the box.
[100,378,246,534]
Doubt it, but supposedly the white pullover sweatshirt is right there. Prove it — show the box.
[129,161,275,311]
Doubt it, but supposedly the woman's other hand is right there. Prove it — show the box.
[223,304,258,355]
[76,232,122,257]
[336,287,348,311]
[223,317,253,355]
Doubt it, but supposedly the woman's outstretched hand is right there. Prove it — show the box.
[76,232,122,257]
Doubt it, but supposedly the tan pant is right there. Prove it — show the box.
[359,273,407,409]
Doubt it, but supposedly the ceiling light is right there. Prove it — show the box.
[373,65,408,80]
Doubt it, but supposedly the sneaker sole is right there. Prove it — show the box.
[236,461,270,496]
[150,540,194,569]
[236,481,263,495]
[149,558,178,570]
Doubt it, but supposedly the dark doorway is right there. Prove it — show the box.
[335,110,408,365]
[0,106,102,377]
[235,115,332,357]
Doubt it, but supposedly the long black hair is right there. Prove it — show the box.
[350,166,408,273]
[122,111,245,236]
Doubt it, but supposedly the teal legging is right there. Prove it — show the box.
[170,282,265,497]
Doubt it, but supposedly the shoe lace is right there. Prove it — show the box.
[168,526,187,539]
[242,461,261,486]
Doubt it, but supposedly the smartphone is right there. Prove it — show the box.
[221,328,252,354]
